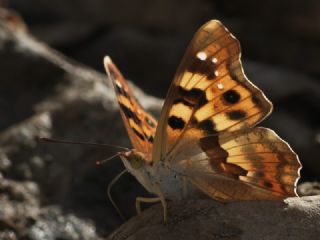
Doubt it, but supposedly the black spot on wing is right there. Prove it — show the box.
[222,89,240,104]
[132,128,145,140]
[264,181,273,188]
[253,172,265,178]
[251,94,261,105]
[177,87,202,103]
[146,135,154,143]
[200,135,220,152]
[187,57,206,73]
[173,98,194,108]
[177,86,208,107]
[168,116,185,130]
[198,94,209,107]
[199,136,229,171]
[115,83,129,98]
[197,119,217,135]
[115,83,122,94]
[187,57,217,80]
[251,93,267,109]
[207,72,217,80]
[226,110,247,120]
[119,103,141,125]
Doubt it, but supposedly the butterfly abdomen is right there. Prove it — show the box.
[152,162,202,200]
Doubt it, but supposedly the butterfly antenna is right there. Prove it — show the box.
[96,152,121,165]
[39,137,129,151]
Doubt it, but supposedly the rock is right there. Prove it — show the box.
[0,178,40,239]
[29,207,100,240]
[0,178,101,240]
[0,8,161,239]
[298,182,320,196]
[108,196,320,240]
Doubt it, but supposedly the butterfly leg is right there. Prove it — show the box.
[107,169,128,221]
[158,191,168,222]
[135,196,161,215]
[135,193,167,222]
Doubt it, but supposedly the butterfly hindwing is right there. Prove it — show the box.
[104,57,157,162]
[185,128,301,200]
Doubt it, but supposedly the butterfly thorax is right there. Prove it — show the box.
[119,150,159,195]
[119,150,196,200]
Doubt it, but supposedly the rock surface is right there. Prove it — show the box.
[108,196,320,240]
[0,8,161,239]
[298,182,320,196]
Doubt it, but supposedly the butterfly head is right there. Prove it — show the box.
[119,149,146,170]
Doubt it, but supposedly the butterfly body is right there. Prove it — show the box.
[119,150,198,200]
[104,20,301,219]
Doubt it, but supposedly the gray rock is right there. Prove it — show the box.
[298,182,320,196]
[29,207,100,240]
[0,8,159,238]
[108,196,320,240]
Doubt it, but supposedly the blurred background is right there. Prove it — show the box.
[0,1,319,239]
[7,0,320,95]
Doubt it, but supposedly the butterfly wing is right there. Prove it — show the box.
[153,20,272,162]
[104,57,157,162]
[185,128,301,200]
[152,20,300,199]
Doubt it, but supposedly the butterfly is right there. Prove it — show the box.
[103,20,301,221]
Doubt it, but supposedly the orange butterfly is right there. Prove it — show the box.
[104,20,301,221]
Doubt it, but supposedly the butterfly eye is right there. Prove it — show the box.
[130,156,143,169]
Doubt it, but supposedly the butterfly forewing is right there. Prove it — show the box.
[104,57,157,162]
[152,20,272,163]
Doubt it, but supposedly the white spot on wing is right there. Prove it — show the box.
[217,83,224,90]
[115,80,122,88]
[196,51,207,61]
[214,70,219,77]
[212,57,218,63]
